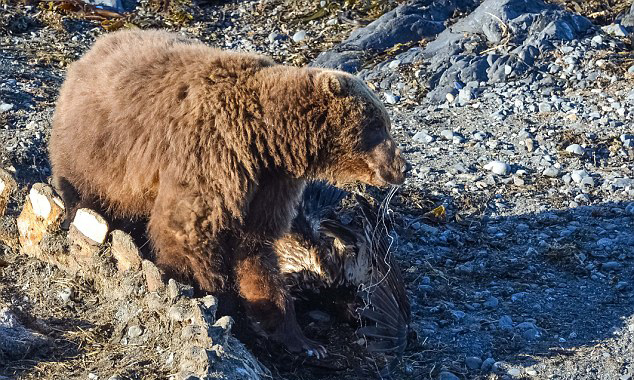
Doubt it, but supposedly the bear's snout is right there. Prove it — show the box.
[367,141,408,186]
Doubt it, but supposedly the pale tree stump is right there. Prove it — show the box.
[0,168,17,217]
[67,208,110,272]
[16,183,65,258]
[110,229,142,272]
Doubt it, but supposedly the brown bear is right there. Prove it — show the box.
[49,29,407,356]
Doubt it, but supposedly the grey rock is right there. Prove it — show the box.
[538,102,553,113]
[466,356,483,370]
[127,325,143,338]
[484,161,511,175]
[384,91,400,104]
[596,237,613,250]
[481,357,496,372]
[499,315,513,330]
[413,131,434,143]
[565,143,585,155]
[543,167,560,178]
[473,131,488,141]
[484,296,499,308]
[0,307,49,360]
[440,129,455,140]
[602,24,628,37]
[0,103,13,113]
[438,371,460,380]
[508,367,522,377]
[80,0,126,12]
[571,170,589,184]
[580,176,595,187]
[292,30,307,43]
[516,322,541,340]
[312,0,471,72]
[602,261,621,271]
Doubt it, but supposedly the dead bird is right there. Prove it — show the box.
[274,181,411,357]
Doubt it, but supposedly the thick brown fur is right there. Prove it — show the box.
[49,29,407,354]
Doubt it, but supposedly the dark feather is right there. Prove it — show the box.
[280,182,411,360]
[292,181,348,242]
[357,326,401,340]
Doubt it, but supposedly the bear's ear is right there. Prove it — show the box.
[316,71,347,97]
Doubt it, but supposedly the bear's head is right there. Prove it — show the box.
[313,70,408,187]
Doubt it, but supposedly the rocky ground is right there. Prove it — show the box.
[1,0,634,379]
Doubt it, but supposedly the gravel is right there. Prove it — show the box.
[1,0,634,379]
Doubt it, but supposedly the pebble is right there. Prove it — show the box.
[292,30,307,42]
[543,167,560,178]
[526,369,538,376]
[481,358,496,372]
[0,103,13,113]
[458,89,473,105]
[592,35,604,45]
[574,193,590,204]
[571,170,589,184]
[438,371,460,380]
[88,374,98,380]
[602,261,621,271]
[384,91,399,104]
[127,325,143,338]
[388,60,401,69]
[516,322,541,340]
[413,131,434,143]
[538,102,552,112]
[580,176,595,187]
[565,144,585,156]
[465,356,483,370]
[58,287,73,303]
[267,32,284,43]
[602,24,628,37]
[452,135,465,144]
[484,161,511,175]
[508,367,522,377]
[596,237,613,250]
[473,131,487,141]
[499,315,513,330]
[440,129,455,140]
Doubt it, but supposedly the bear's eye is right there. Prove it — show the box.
[360,124,386,151]
[368,121,383,131]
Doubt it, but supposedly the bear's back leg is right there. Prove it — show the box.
[147,178,230,293]
[234,239,326,357]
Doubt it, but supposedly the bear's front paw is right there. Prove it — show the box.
[275,317,328,359]
[282,332,328,359]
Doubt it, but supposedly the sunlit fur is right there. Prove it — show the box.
[49,29,407,355]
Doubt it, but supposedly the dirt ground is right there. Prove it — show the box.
[1,0,634,379]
